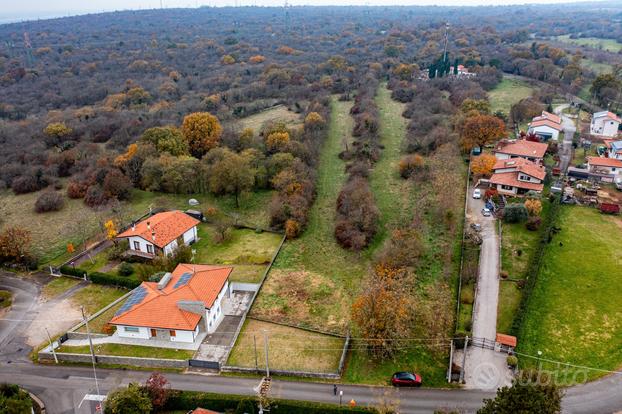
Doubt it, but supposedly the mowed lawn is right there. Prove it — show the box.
[519,206,622,383]
[70,285,127,317]
[41,277,82,300]
[227,319,344,373]
[368,84,416,250]
[255,97,367,333]
[556,35,622,53]
[236,105,302,132]
[488,77,534,114]
[56,343,194,359]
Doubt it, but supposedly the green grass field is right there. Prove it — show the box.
[581,58,613,75]
[488,77,534,115]
[237,105,303,132]
[557,35,622,53]
[71,285,127,317]
[518,206,622,383]
[227,319,344,373]
[77,301,125,334]
[56,343,194,359]
[41,277,81,300]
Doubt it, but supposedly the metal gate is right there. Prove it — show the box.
[188,359,220,370]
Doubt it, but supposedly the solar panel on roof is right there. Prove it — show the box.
[173,272,193,288]
[115,285,147,316]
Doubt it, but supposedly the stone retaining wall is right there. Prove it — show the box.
[220,365,340,380]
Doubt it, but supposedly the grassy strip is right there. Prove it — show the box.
[71,285,127,316]
[56,343,194,359]
[0,290,12,309]
[518,206,622,382]
[510,196,561,337]
[41,277,81,300]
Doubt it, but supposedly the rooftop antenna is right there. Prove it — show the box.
[160,0,163,8]
[23,32,33,67]
[284,0,290,33]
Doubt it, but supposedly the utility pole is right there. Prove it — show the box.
[253,334,258,371]
[45,328,58,364]
[459,335,469,383]
[443,22,450,64]
[263,329,270,378]
[81,306,100,397]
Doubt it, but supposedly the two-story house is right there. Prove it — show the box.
[493,139,549,165]
[527,111,563,141]
[590,111,621,137]
[489,158,546,196]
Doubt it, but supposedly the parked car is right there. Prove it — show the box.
[470,222,482,232]
[472,189,482,199]
[481,208,491,217]
[391,372,422,387]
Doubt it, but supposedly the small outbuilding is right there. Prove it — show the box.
[495,333,517,354]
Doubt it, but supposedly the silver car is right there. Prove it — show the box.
[481,208,491,217]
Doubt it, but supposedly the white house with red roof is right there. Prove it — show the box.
[590,111,621,137]
[493,139,549,165]
[527,111,563,141]
[116,210,200,258]
[586,156,622,178]
[110,264,232,342]
[603,139,622,160]
[489,158,546,196]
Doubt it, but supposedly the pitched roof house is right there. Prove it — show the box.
[116,210,200,258]
[489,158,546,196]
[586,156,622,178]
[603,139,622,160]
[493,139,549,165]
[590,111,621,138]
[110,264,232,341]
[527,111,562,141]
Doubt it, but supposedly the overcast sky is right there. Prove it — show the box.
[0,0,599,23]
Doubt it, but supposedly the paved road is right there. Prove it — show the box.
[462,186,510,390]
[554,104,577,173]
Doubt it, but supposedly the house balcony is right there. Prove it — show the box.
[124,249,156,260]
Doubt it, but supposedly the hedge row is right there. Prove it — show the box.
[163,390,378,414]
[89,272,141,289]
[510,196,561,337]
[60,264,141,289]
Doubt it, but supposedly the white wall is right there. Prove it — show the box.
[183,226,197,245]
[518,174,542,183]
[495,152,511,160]
[172,329,195,343]
[128,236,155,255]
[163,240,178,256]
[592,118,620,137]
[117,325,150,339]
[495,183,518,195]
[205,281,229,334]
[529,125,559,141]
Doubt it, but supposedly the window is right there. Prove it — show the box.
[150,329,156,337]
[501,185,513,190]
[124,326,139,333]
[169,330,176,337]
[146,244,153,254]
[133,241,140,250]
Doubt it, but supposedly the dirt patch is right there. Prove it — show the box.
[26,298,82,347]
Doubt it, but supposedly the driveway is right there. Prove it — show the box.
[463,185,512,389]
[554,104,577,173]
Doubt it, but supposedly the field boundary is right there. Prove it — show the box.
[247,315,347,338]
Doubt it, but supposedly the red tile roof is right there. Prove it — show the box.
[192,409,220,414]
[496,333,517,347]
[528,119,563,131]
[493,157,546,180]
[490,172,544,192]
[110,264,232,331]
[587,156,622,168]
[493,139,548,159]
[538,111,561,125]
[117,210,200,249]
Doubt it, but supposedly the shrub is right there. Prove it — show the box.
[235,398,256,414]
[398,154,424,179]
[524,199,542,216]
[460,289,474,305]
[67,180,87,199]
[507,355,518,367]
[500,270,509,279]
[11,175,42,194]
[525,216,542,231]
[89,272,141,289]
[60,265,87,278]
[34,191,65,213]
[84,185,108,207]
[149,271,167,282]
[503,203,528,223]
[103,169,132,200]
[117,262,134,277]
[285,219,301,239]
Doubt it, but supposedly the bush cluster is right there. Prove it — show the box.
[34,191,65,213]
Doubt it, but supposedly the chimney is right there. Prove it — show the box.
[177,300,205,315]
[131,224,135,231]
[147,221,151,230]
[152,231,156,241]
[157,272,172,290]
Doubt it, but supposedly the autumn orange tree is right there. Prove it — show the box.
[265,131,290,152]
[181,112,222,158]
[0,226,32,265]
[470,153,497,177]
[460,114,506,152]
[351,264,415,358]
